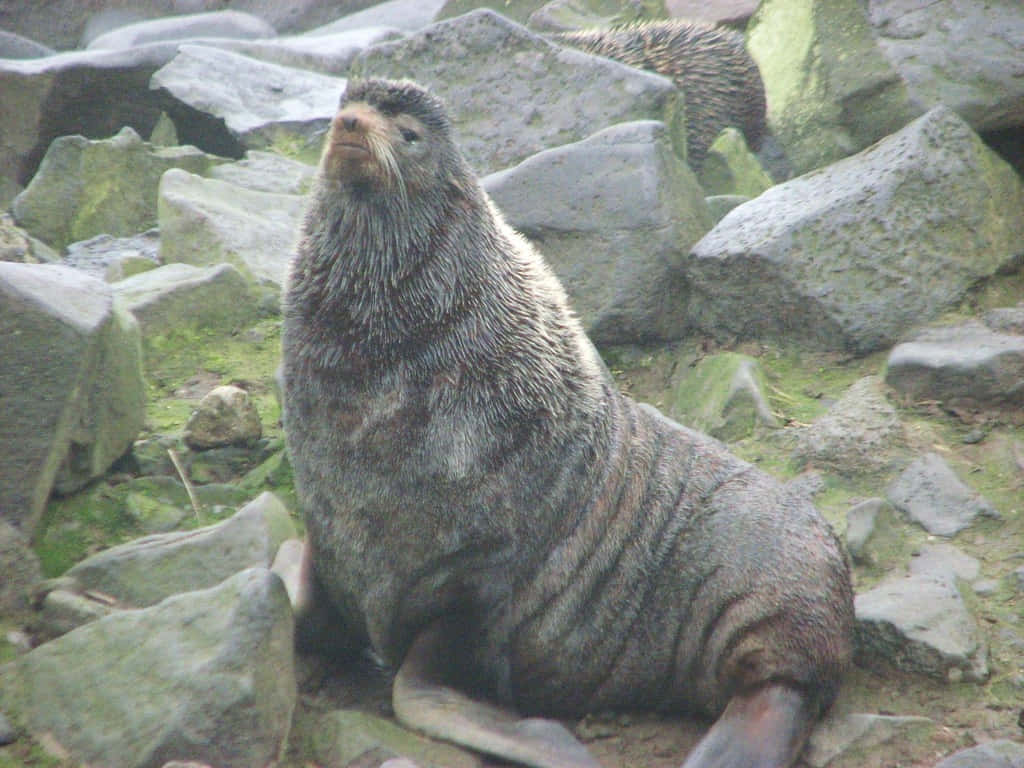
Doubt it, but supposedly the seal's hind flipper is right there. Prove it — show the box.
[393,623,602,768]
[681,684,815,768]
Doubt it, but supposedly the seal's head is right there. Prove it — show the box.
[321,78,468,205]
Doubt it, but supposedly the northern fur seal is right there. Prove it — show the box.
[281,78,854,768]
[555,20,767,168]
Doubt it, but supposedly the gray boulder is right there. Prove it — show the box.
[87,10,276,50]
[869,0,1024,135]
[62,492,296,609]
[0,263,145,534]
[804,712,935,768]
[0,520,42,615]
[150,45,346,158]
[886,452,997,537]
[0,567,296,768]
[114,262,254,340]
[933,740,1024,768]
[0,1,376,50]
[12,126,220,251]
[309,0,448,34]
[885,320,1024,421]
[856,572,989,682]
[984,304,1024,335]
[686,106,1024,355]
[209,26,401,77]
[350,9,686,176]
[157,169,305,290]
[747,0,919,174]
[0,29,55,59]
[793,376,903,476]
[64,230,161,282]
[484,121,711,344]
[0,46,175,208]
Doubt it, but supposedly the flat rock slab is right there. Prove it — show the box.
[63,492,296,609]
[350,9,686,176]
[157,168,306,289]
[484,120,711,344]
[310,0,448,34]
[114,262,254,340]
[87,10,276,50]
[0,568,296,768]
[886,452,997,537]
[208,150,315,195]
[0,263,145,533]
[686,105,1024,354]
[150,45,347,158]
[885,320,1024,421]
[855,573,988,682]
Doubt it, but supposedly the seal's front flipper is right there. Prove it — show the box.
[681,684,815,768]
[393,624,601,768]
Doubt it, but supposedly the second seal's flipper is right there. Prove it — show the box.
[393,623,602,768]
[680,684,815,768]
[271,536,359,656]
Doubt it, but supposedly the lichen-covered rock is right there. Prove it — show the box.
[886,452,997,537]
[302,709,483,768]
[804,712,935,768]
[747,0,919,174]
[157,168,305,289]
[11,126,220,251]
[0,46,175,208]
[793,376,903,475]
[114,262,253,341]
[62,492,295,609]
[208,150,315,195]
[484,120,711,344]
[669,352,778,441]
[184,385,263,450]
[885,320,1024,422]
[697,127,774,197]
[932,739,1024,768]
[686,106,1024,354]
[0,567,296,768]
[150,45,346,158]
[0,263,145,533]
[350,9,686,175]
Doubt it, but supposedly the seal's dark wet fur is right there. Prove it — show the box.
[283,77,853,741]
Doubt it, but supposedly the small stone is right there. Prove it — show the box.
[887,453,997,537]
[184,385,262,450]
[972,579,1000,597]
[845,498,885,564]
[1014,566,1024,593]
[933,739,1024,767]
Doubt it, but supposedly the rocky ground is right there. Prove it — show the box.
[1,1,1023,767]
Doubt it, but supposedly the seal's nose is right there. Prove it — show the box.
[340,115,359,131]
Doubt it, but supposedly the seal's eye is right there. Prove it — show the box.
[400,127,420,143]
